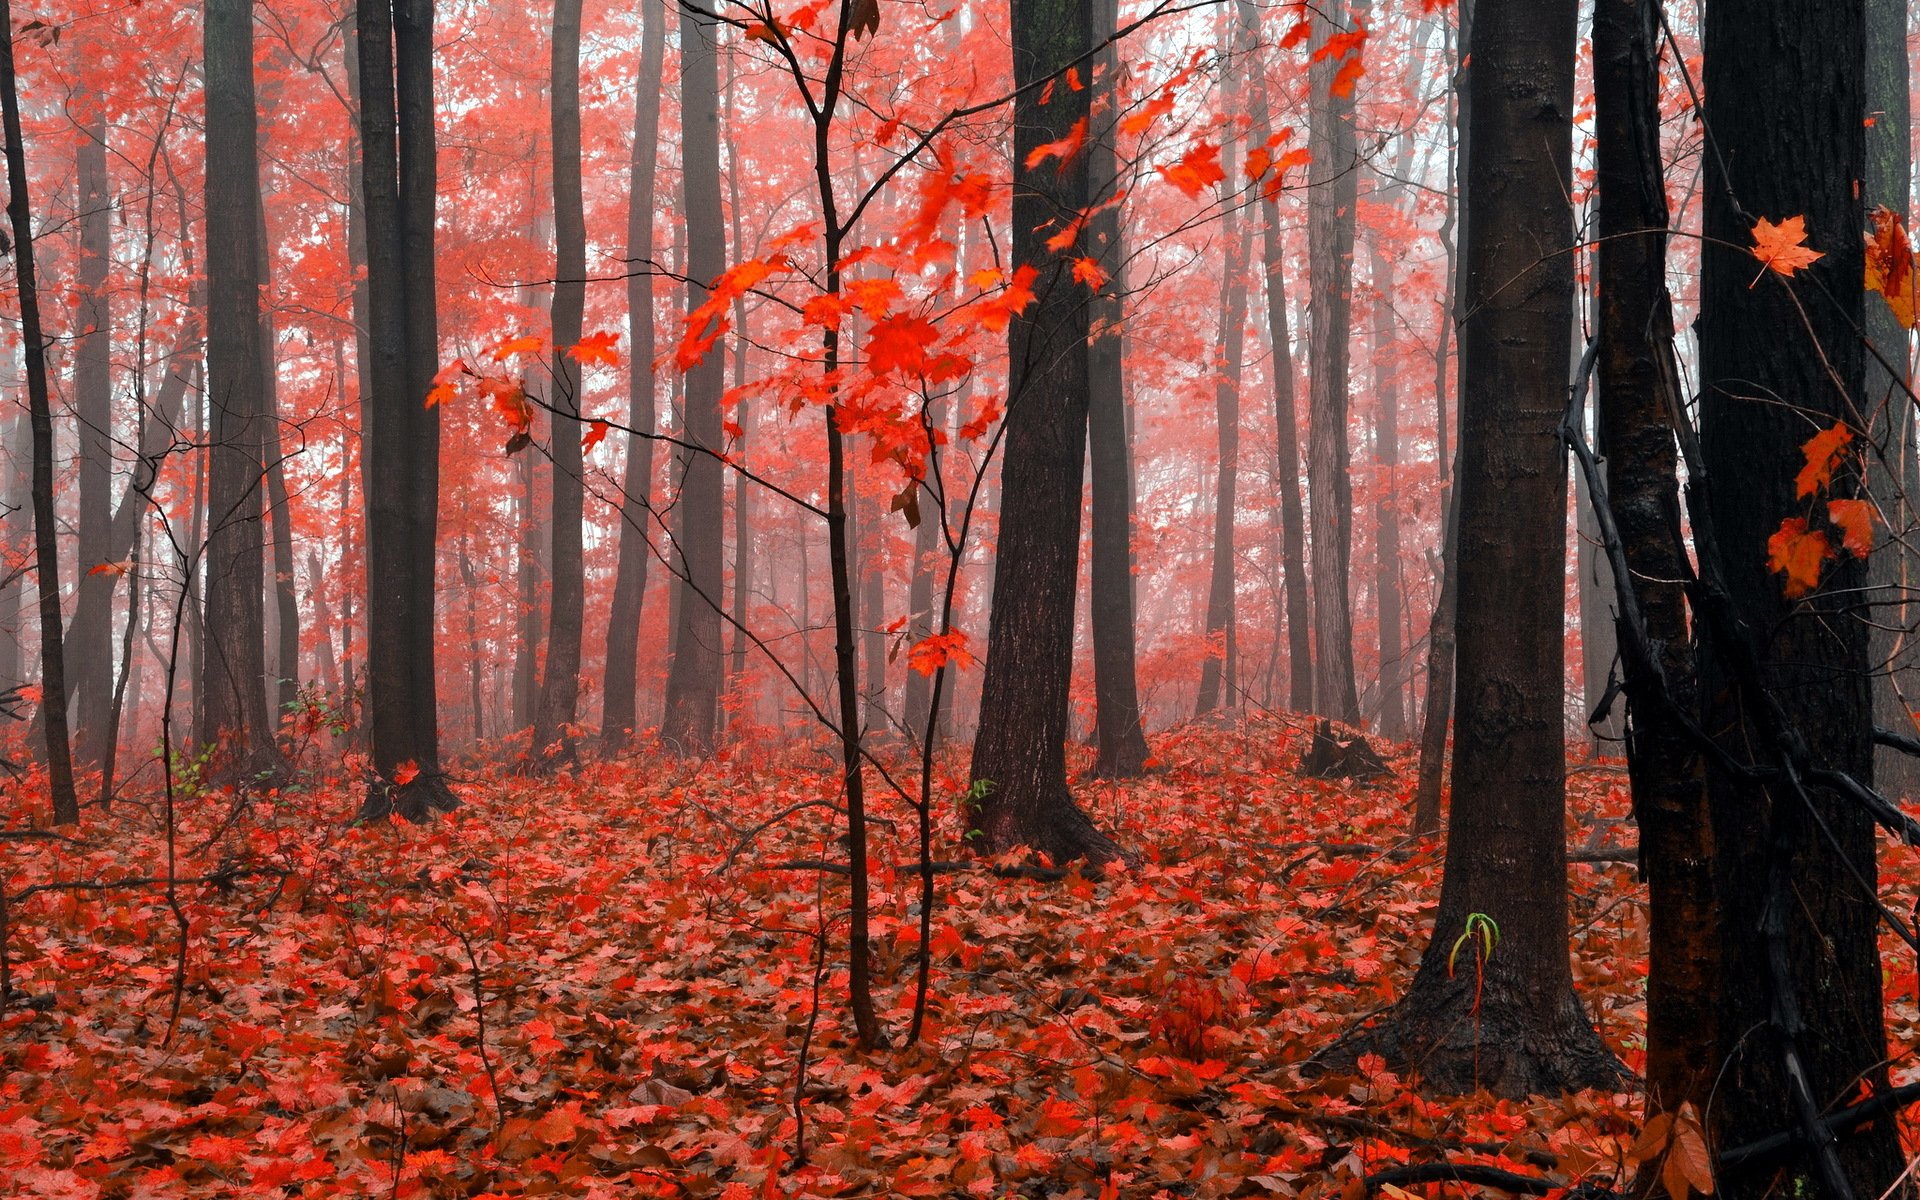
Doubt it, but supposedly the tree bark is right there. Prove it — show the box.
[1306,6,1360,723]
[255,187,300,723]
[1592,0,1714,1127]
[1086,0,1150,775]
[356,0,454,819]
[660,3,727,754]
[200,0,285,783]
[600,0,665,753]
[1697,0,1902,1192]
[1333,0,1617,1096]
[1,0,78,824]
[1367,243,1405,740]
[1195,121,1250,717]
[532,0,587,767]
[70,108,113,767]
[967,0,1119,863]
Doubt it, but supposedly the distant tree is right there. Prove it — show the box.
[1697,0,1903,1191]
[355,0,454,819]
[69,106,113,769]
[532,0,587,766]
[200,0,285,783]
[0,0,79,824]
[660,2,726,754]
[600,0,666,754]
[1331,0,1618,1094]
[968,0,1120,862]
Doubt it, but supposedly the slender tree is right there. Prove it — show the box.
[1332,0,1617,1094]
[1,0,78,824]
[1698,0,1903,1191]
[968,0,1119,862]
[532,0,587,765]
[600,0,666,753]
[69,108,113,767]
[1305,4,1360,723]
[660,2,727,753]
[356,0,454,818]
[200,0,285,782]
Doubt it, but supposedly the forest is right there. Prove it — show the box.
[3,0,1920,1194]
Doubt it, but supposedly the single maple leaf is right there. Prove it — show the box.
[87,560,131,577]
[392,760,420,786]
[1865,205,1918,329]
[1160,142,1224,200]
[568,331,621,366]
[1750,215,1823,278]
[1072,257,1107,288]
[1025,118,1087,171]
[1767,517,1833,598]
[582,419,612,452]
[1828,497,1874,557]
[491,333,548,361]
[1795,421,1854,498]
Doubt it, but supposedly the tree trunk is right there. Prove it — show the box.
[1575,452,1618,752]
[513,448,541,733]
[256,189,300,722]
[1333,0,1617,1096]
[531,0,587,766]
[356,0,454,819]
[1368,239,1406,740]
[1697,0,1902,1192]
[1195,126,1250,717]
[1086,0,1150,775]
[600,0,664,753]
[70,108,113,768]
[0,1,78,824]
[200,0,285,783]
[1305,7,1360,723]
[726,40,752,724]
[1592,0,1714,1127]
[660,3,726,754]
[967,0,1119,863]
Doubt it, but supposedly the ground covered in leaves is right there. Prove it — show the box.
[2,719,1913,1198]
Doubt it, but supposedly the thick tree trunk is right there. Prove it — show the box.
[600,0,664,753]
[1,2,78,824]
[1697,1,1902,1193]
[660,4,727,754]
[1335,0,1617,1095]
[356,0,453,819]
[1592,0,1714,1126]
[532,0,587,766]
[1086,0,1149,775]
[70,110,113,767]
[967,0,1119,863]
[1305,8,1360,723]
[200,0,285,783]
[1575,455,1618,752]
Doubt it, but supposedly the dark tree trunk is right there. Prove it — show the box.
[200,0,285,783]
[1244,1,1312,714]
[726,47,751,721]
[70,110,113,767]
[458,533,484,744]
[904,385,950,747]
[356,0,454,819]
[1866,0,1916,799]
[660,4,726,754]
[1195,151,1250,717]
[1575,457,1619,752]
[967,0,1119,863]
[532,0,587,767]
[1592,0,1714,1122]
[1305,8,1359,723]
[255,191,300,722]
[0,411,24,691]
[1333,0,1617,1096]
[1368,239,1406,740]
[600,0,664,753]
[0,0,78,824]
[1697,1,1902,1193]
[1086,0,1149,775]
[513,448,541,733]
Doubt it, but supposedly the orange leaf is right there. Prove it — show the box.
[1767,517,1833,598]
[1160,142,1224,200]
[1750,215,1823,278]
[481,377,533,433]
[1795,422,1853,498]
[1828,498,1874,557]
[1072,257,1107,288]
[1865,205,1918,329]
[392,760,420,786]
[907,630,975,677]
[1024,117,1087,171]
[491,333,548,361]
[87,560,130,578]
[568,331,621,366]
[582,419,612,453]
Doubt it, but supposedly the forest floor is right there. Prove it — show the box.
[1,717,1910,1199]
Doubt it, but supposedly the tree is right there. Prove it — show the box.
[532,0,587,766]
[1591,0,1712,1121]
[69,105,113,768]
[1,0,78,825]
[660,2,726,755]
[200,0,285,783]
[1697,0,1902,1191]
[968,0,1119,863]
[1084,0,1150,775]
[1331,0,1617,1095]
[600,0,666,754]
[356,0,455,819]
[1305,5,1360,724]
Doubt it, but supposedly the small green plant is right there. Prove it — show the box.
[1447,911,1500,977]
